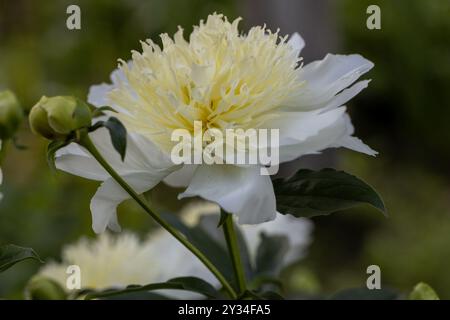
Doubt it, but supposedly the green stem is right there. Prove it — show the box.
[78,133,237,299]
[222,211,247,294]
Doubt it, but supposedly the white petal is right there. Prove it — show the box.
[87,63,133,114]
[330,114,377,156]
[278,110,376,162]
[242,213,313,266]
[163,165,198,188]
[278,112,348,162]
[179,165,277,224]
[56,143,108,181]
[191,64,215,87]
[56,130,178,233]
[91,171,170,233]
[146,229,217,284]
[87,83,114,108]
[322,80,370,111]
[284,54,374,110]
[57,128,175,179]
[337,136,377,156]
[266,107,346,146]
[287,32,305,56]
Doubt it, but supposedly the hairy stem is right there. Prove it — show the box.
[222,211,247,294]
[78,132,237,299]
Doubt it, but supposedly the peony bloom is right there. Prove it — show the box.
[56,13,376,233]
[37,202,312,297]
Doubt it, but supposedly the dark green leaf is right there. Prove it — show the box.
[102,117,127,161]
[330,288,398,300]
[217,210,228,228]
[47,140,70,172]
[255,233,289,276]
[273,168,386,218]
[85,277,221,300]
[92,106,117,118]
[169,277,221,299]
[0,244,43,273]
[88,120,105,132]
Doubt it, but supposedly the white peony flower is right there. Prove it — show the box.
[38,203,312,297]
[39,232,159,290]
[56,13,376,233]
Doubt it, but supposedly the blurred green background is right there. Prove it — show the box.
[1,0,450,299]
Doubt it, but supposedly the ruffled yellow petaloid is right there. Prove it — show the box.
[109,13,303,151]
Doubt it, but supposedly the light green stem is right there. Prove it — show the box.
[78,133,237,299]
[222,211,247,294]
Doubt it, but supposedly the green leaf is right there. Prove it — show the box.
[169,277,221,298]
[92,106,117,118]
[409,282,440,300]
[102,117,127,161]
[47,140,70,172]
[85,277,221,300]
[255,233,289,276]
[273,168,386,218]
[0,244,43,273]
[217,210,228,228]
[330,288,398,300]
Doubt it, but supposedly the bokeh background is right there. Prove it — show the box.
[1,0,450,298]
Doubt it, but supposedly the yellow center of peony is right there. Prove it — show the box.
[109,13,303,152]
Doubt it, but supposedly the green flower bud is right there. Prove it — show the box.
[29,96,92,140]
[26,276,67,300]
[409,282,440,300]
[0,90,23,140]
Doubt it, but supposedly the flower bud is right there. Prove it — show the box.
[26,276,67,300]
[0,90,23,140]
[29,96,92,140]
